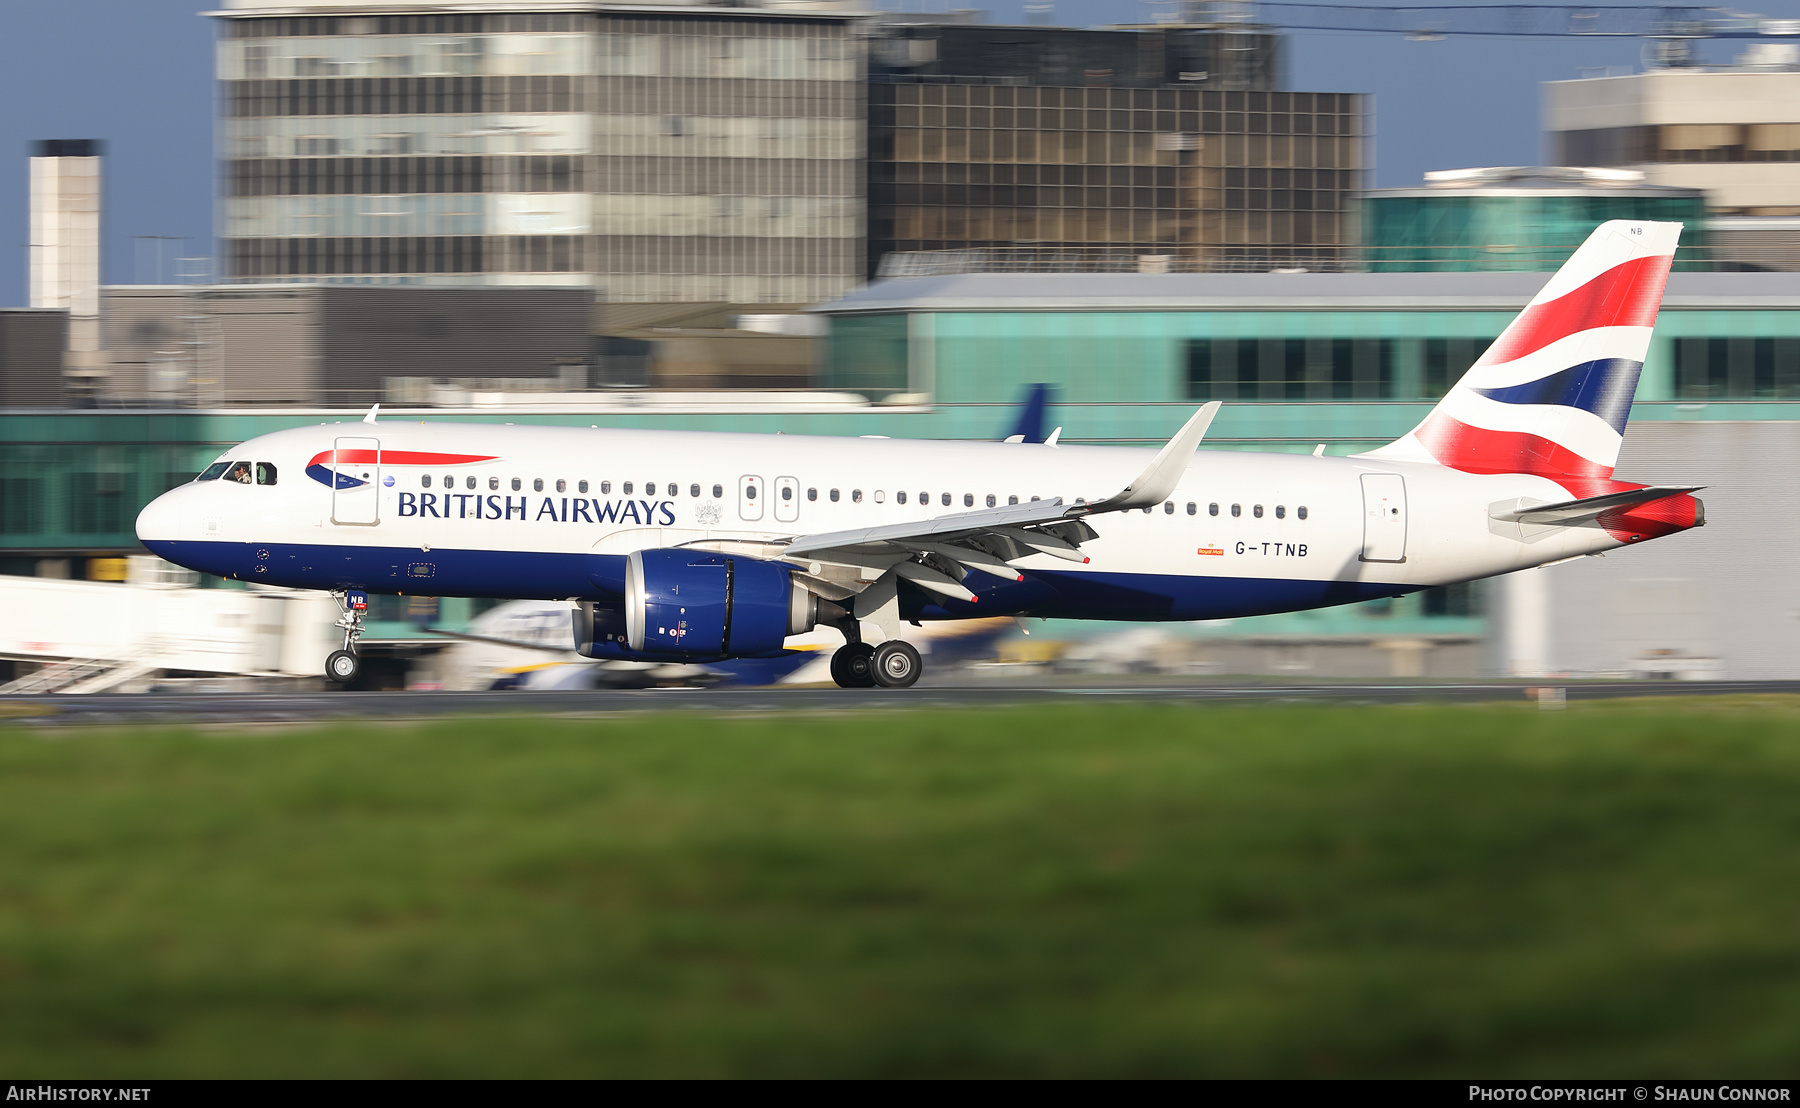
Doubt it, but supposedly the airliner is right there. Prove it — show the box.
[135,221,1703,689]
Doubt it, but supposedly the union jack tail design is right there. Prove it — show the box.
[1364,220,1680,488]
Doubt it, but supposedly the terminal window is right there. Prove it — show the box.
[1185,338,1392,401]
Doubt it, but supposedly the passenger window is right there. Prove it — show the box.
[1187,502,1196,515]
[646,482,657,496]
[1008,495,1018,505]
[712,484,722,498]
[781,485,793,501]
[556,479,566,493]
[1231,504,1241,517]
[852,489,863,503]
[1298,506,1309,520]
[1209,502,1219,516]
[197,462,231,481]
[1254,504,1264,518]
[746,485,757,500]
[623,482,633,495]
[490,477,500,491]
[808,487,818,501]
[256,462,277,486]
[1164,502,1174,514]
[602,481,612,494]
[465,476,475,490]
[1276,505,1286,519]
[920,491,929,505]
[830,489,840,502]
[534,478,544,492]
[964,493,974,507]
[874,490,886,503]
[578,480,589,494]
[421,474,433,488]
[897,491,907,504]
[941,493,951,507]
[511,478,522,492]
[986,494,996,507]
[690,483,700,497]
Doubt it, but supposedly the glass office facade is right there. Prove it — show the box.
[218,9,864,303]
[1363,190,1711,272]
[868,84,1368,276]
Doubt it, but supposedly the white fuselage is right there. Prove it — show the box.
[136,420,1634,624]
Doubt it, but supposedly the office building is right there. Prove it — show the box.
[867,20,1366,276]
[214,0,864,304]
[1544,53,1800,269]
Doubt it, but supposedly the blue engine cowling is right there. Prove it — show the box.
[575,548,819,660]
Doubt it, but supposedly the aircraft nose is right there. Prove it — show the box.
[135,487,184,544]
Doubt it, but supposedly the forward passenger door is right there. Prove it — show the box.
[332,436,380,526]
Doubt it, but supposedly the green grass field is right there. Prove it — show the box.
[2,700,1799,1077]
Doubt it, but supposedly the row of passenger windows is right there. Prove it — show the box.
[411,472,1309,520]
[420,474,722,496]
[198,461,277,485]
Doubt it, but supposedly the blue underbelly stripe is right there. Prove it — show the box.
[142,539,1413,624]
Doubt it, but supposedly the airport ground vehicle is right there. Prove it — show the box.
[136,222,1702,689]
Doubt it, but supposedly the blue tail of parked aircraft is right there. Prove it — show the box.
[1003,383,1053,443]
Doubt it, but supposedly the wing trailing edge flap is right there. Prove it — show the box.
[780,402,1219,600]
[1489,485,1702,525]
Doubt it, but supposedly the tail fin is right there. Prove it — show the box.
[1002,383,1052,443]
[1364,220,1680,481]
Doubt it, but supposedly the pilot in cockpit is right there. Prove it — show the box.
[227,461,253,485]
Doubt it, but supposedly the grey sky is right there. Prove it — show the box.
[0,1,1783,306]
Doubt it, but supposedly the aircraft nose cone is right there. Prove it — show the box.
[135,488,183,544]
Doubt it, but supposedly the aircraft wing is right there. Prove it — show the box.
[773,402,1221,604]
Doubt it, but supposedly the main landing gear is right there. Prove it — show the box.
[829,636,922,689]
[326,589,369,686]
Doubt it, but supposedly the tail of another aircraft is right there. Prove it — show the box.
[1364,219,1680,487]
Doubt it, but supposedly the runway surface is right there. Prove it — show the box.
[5,678,1800,727]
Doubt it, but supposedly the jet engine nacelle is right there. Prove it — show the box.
[577,548,821,660]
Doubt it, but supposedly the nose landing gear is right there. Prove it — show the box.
[326,589,369,685]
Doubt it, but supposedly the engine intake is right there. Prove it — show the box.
[584,548,819,659]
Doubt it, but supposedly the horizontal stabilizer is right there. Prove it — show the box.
[1490,485,1702,525]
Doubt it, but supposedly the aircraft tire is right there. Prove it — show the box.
[325,649,361,685]
[831,643,877,688]
[872,640,922,689]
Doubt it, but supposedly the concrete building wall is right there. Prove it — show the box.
[102,285,589,406]
[1496,421,1800,679]
[28,142,103,388]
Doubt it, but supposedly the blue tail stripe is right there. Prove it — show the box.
[1471,358,1641,434]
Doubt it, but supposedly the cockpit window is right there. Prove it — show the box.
[256,462,277,486]
[226,461,254,485]
[197,462,231,481]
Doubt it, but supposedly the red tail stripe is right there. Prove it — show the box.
[1414,414,1614,482]
[306,450,498,467]
[1476,254,1673,368]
